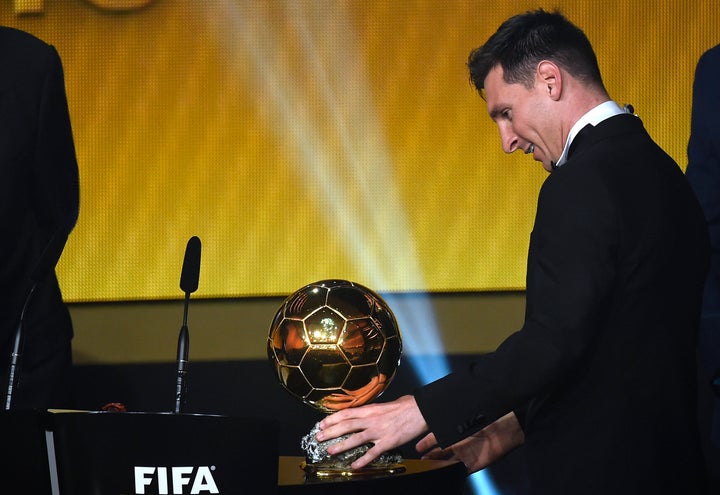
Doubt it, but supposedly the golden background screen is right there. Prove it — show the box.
[3,1,719,302]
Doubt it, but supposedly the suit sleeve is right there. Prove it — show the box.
[687,46,720,268]
[32,44,80,241]
[414,168,618,447]
[685,45,720,438]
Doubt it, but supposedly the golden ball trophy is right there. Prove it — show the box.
[268,279,405,479]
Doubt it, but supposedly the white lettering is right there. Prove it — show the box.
[157,466,168,494]
[190,466,219,494]
[134,466,220,495]
[171,466,194,495]
[134,466,155,495]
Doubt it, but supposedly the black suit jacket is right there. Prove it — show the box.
[686,42,720,487]
[0,26,79,409]
[415,114,709,494]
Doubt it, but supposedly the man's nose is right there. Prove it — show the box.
[500,127,519,154]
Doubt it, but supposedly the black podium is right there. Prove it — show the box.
[1,410,278,495]
[0,409,52,494]
[1,409,469,494]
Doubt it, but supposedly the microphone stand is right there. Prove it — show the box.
[4,284,37,411]
[174,291,191,414]
[173,236,200,414]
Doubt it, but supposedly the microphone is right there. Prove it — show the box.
[5,229,69,410]
[623,103,637,116]
[180,236,201,294]
[174,236,201,414]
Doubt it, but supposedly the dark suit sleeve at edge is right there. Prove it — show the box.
[32,44,80,240]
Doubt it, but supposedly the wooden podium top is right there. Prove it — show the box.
[278,456,467,494]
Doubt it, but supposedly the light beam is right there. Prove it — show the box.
[209,2,500,493]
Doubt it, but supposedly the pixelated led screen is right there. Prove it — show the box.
[3,1,718,302]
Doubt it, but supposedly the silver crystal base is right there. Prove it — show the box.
[300,421,404,478]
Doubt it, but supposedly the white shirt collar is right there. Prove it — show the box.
[554,101,626,168]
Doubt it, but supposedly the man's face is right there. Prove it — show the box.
[483,65,559,172]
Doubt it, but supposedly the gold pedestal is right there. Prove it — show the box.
[301,460,406,480]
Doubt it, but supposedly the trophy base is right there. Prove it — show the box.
[300,421,405,481]
[301,460,406,480]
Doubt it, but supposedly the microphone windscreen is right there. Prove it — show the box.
[180,236,201,293]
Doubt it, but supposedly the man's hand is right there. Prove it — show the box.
[316,395,429,469]
[415,411,525,474]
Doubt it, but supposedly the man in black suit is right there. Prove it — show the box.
[686,43,720,493]
[0,26,79,410]
[316,10,710,494]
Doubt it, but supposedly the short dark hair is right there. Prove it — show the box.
[467,9,605,95]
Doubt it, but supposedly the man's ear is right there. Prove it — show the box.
[536,60,562,101]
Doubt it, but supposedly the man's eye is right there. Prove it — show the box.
[502,110,512,121]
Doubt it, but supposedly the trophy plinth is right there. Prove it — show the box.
[267,280,404,481]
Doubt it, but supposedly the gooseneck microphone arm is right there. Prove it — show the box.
[175,296,190,414]
[174,236,201,414]
[5,229,69,411]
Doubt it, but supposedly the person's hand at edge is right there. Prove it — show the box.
[416,412,525,474]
